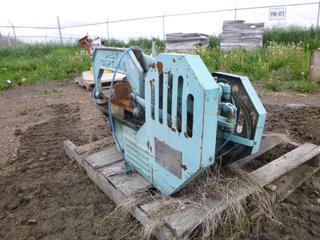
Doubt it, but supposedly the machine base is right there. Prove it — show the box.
[64,134,320,240]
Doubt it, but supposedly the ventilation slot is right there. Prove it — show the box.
[159,73,163,124]
[150,79,155,120]
[177,76,183,132]
[187,94,194,137]
[167,73,173,128]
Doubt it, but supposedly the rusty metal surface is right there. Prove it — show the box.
[79,35,92,56]
[155,138,182,179]
[111,81,133,112]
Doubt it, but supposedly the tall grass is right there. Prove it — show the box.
[263,26,320,51]
[196,41,314,92]
[0,28,318,93]
[0,44,90,90]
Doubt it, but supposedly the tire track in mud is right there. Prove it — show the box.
[265,105,320,145]
[0,103,139,240]
[1,88,319,240]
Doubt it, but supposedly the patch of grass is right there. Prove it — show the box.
[199,41,309,83]
[0,44,90,90]
[1,35,318,94]
[208,35,220,48]
[263,80,282,92]
[263,25,320,51]
[287,80,318,93]
[194,41,315,93]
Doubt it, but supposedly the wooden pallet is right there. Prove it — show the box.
[64,134,320,240]
[74,71,125,91]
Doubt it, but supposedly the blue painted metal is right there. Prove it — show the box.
[91,47,266,195]
[223,133,254,147]
[212,72,267,153]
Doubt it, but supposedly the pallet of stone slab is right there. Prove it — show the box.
[64,134,320,240]
[74,71,126,91]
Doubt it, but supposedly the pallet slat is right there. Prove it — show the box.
[109,173,151,196]
[76,136,115,155]
[250,143,320,186]
[64,140,174,240]
[273,161,320,201]
[164,143,320,237]
[74,71,125,91]
[86,147,122,169]
[64,137,320,240]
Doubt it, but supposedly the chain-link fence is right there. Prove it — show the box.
[0,1,319,46]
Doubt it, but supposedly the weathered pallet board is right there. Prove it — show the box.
[271,157,320,202]
[64,140,174,240]
[76,136,115,155]
[160,143,320,238]
[250,143,320,186]
[74,71,125,91]
[64,135,320,240]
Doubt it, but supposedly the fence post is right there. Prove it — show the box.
[107,17,110,46]
[57,16,63,45]
[162,13,166,42]
[8,21,17,45]
[316,1,320,38]
[7,32,11,47]
[234,3,238,21]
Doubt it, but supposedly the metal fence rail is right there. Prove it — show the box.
[0,1,319,45]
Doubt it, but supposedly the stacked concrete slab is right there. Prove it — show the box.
[220,20,264,51]
[165,33,209,51]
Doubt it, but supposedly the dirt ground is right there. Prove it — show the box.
[0,81,319,240]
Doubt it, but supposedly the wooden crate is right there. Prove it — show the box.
[64,134,320,240]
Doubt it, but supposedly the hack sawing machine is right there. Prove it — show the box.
[91,46,266,195]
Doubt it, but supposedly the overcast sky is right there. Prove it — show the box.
[0,0,319,42]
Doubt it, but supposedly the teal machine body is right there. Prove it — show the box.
[91,47,266,195]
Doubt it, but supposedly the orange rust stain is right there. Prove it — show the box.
[156,62,163,73]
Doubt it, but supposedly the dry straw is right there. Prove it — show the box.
[114,165,276,239]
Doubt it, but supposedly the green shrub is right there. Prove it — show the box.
[287,80,317,93]
[208,35,220,48]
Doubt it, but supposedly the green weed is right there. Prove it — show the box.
[287,80,318,93]
[263,26,320,51]
[263,80,282,92]
[0,33,318,94]
[0,44,90,90]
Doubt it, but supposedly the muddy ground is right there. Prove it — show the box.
[0,81,319,240]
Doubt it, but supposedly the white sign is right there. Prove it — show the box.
[269,8,286,20]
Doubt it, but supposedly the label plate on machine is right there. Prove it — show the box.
[155,138,182,178]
